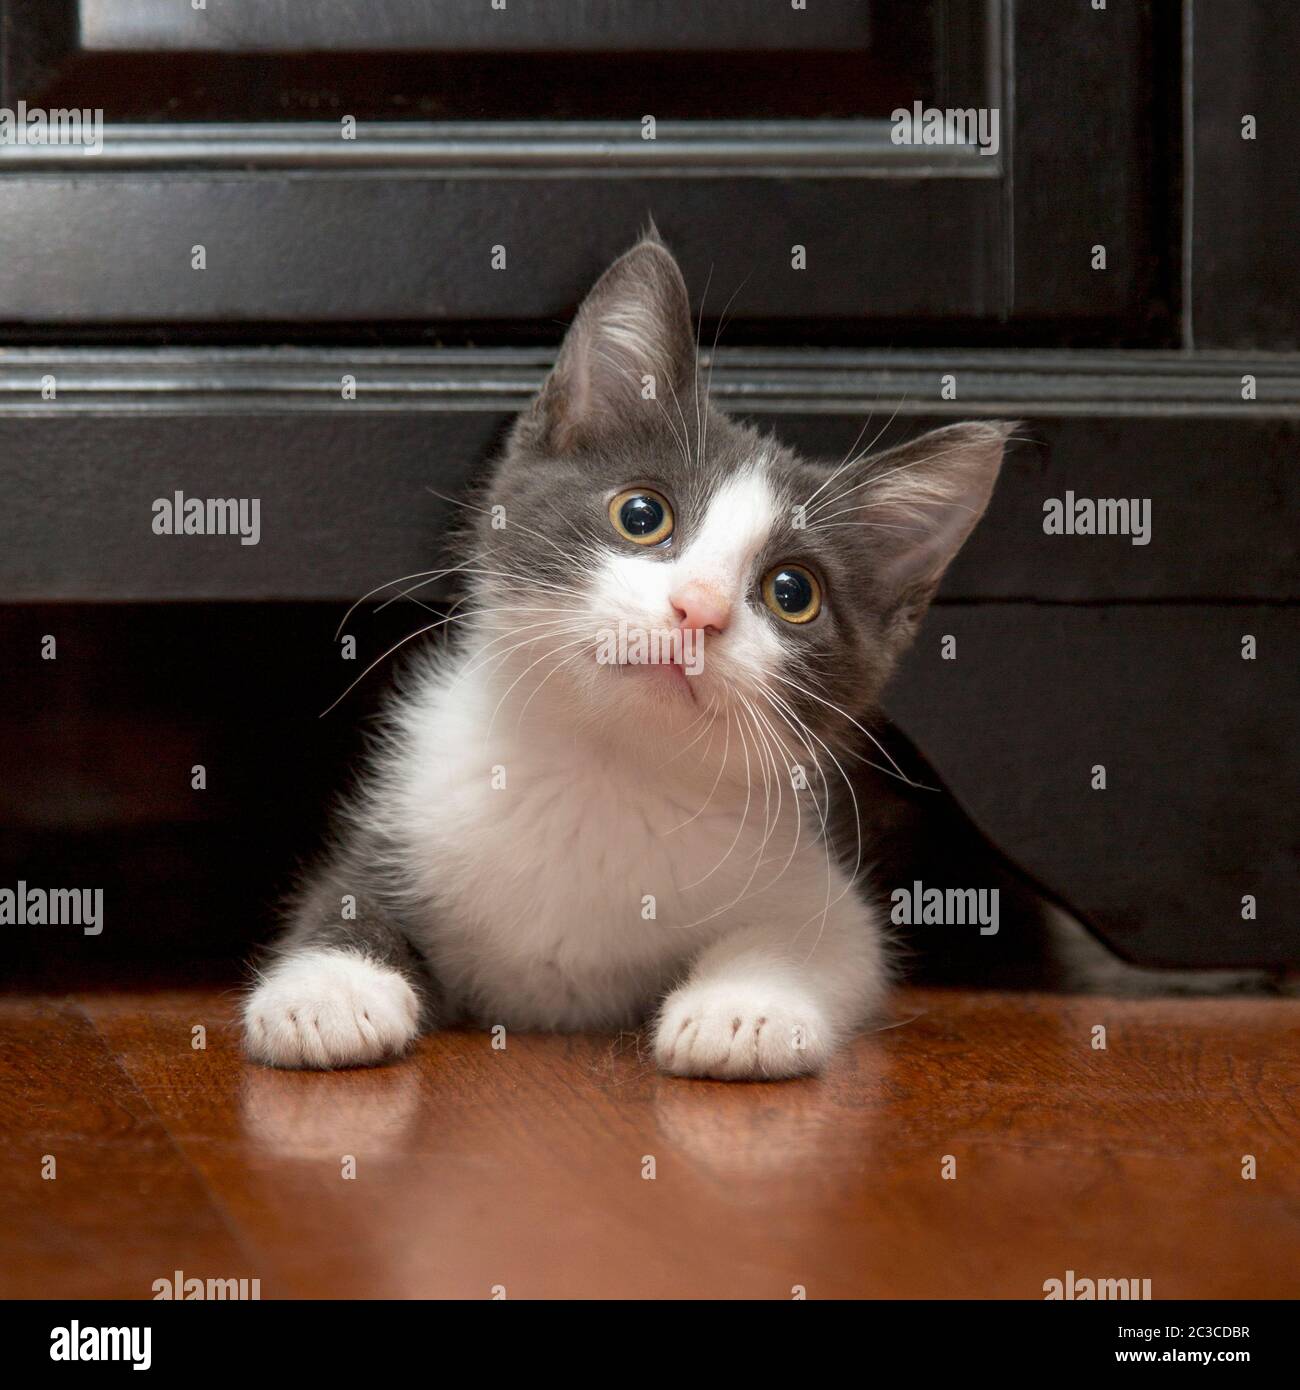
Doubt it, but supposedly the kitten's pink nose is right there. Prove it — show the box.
[670,579,731,635]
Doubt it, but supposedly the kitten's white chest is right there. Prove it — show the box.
[388,667,825,1029]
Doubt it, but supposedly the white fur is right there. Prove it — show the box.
[340,460,889,1079]
[589,464,789,696]
[243,948,421,1069]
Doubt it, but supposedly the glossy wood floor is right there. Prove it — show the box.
[2,983,1296,1299]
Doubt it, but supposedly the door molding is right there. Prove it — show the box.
[1,348,1296,417]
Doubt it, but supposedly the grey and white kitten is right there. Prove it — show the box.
[243,233,1014,1079]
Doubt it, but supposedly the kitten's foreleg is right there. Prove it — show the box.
[243,860,440,1069]
[653,892,886,1081]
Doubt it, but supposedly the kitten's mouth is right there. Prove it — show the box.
[613,658,697,703]
[594,622,705,704]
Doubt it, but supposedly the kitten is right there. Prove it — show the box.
[243,232,1013,1079]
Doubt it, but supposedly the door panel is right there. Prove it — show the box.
[0,2,1292,972]
[0,0,1173,341]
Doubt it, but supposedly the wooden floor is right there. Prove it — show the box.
[2,983,1296,1299]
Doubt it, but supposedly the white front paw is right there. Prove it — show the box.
[243,949,421,1069]
[653,984,831,1080]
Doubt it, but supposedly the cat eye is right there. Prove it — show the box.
[609,488,674,546]
[761,563,822,624]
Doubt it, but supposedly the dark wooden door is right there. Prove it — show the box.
[0,1,1295,973]
[2,0,1173,341]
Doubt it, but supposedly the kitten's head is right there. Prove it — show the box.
[469,232,1012,755]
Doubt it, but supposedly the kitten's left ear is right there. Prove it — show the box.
[851,421,1016,646]
[526,231,696,453]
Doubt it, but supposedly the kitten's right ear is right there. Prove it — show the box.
[526,232,696,453]
[851,420,1015,651]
